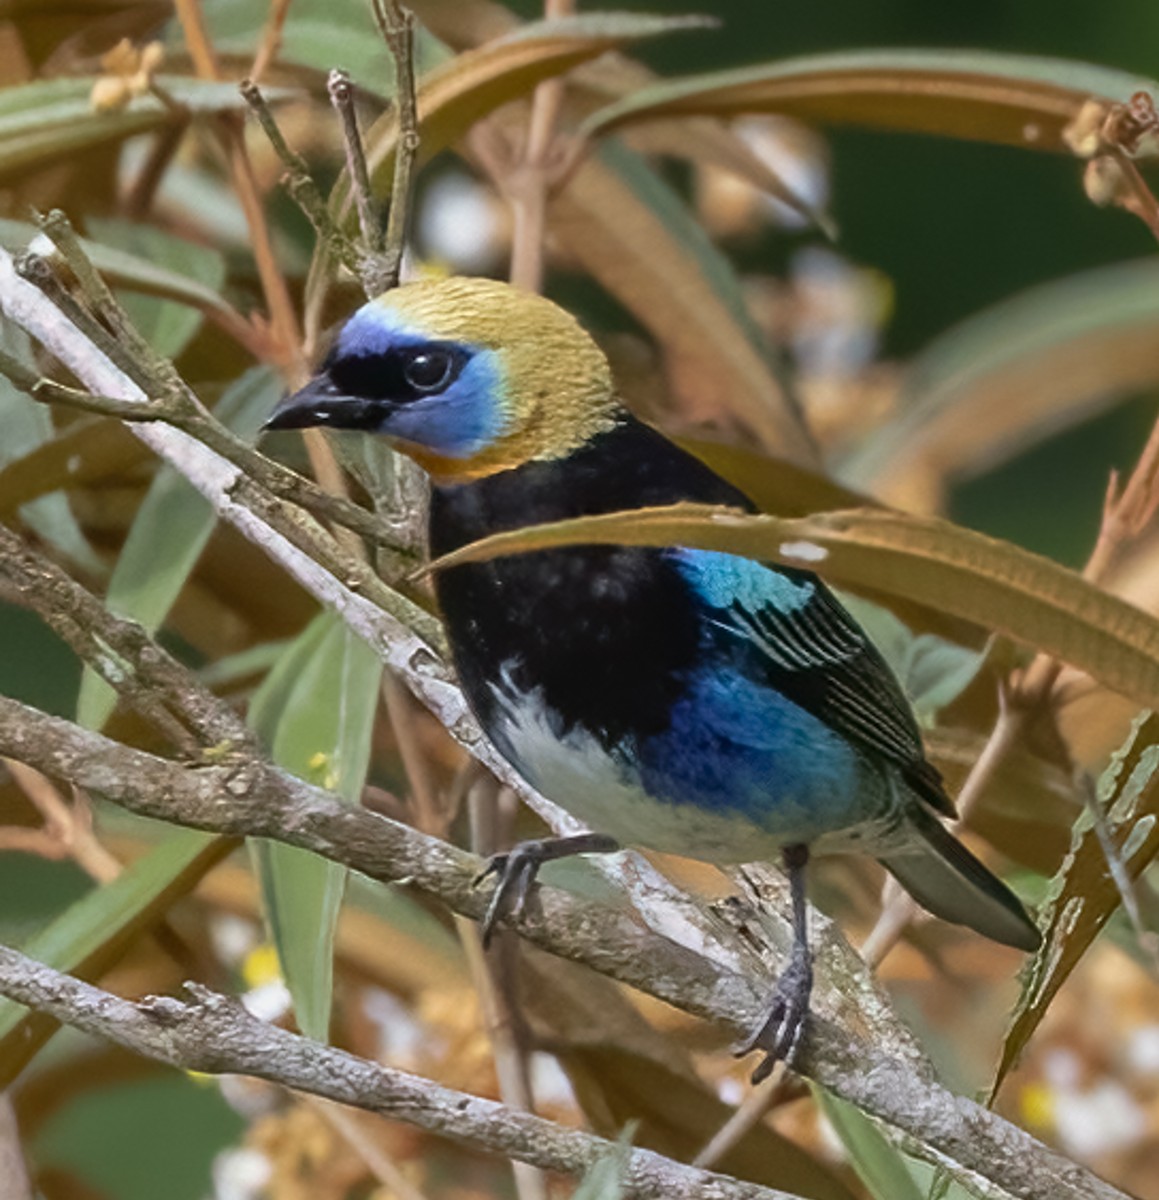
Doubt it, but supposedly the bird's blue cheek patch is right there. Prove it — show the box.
[674,550,814,613]
[385,349,509,458]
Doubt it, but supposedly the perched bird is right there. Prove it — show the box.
[265,276,1040,1077]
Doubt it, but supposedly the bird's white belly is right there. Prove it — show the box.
[494,689,844,863]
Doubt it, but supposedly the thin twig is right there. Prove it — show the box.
[0,1096,32,1200]
[507,0,575,292]
[329,69,384,257]
[693,1070,792,1171]
[239,79,366,281]
[307,1098,433,1200]
[382,673,445,836]
[373,0,420,293]
[2,760,121,884]
[173,0,305,378]
[249,0,293,82]
[463,777,547,1200]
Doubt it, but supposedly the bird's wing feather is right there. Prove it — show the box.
[687,553,954,816]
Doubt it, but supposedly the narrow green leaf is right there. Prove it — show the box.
[0,322,102,573]
[0,217,241,320]
[993,711,1159,1094]
[572,1125,635,1200]
[0,76,292,183]
[0,829,231,1086]
[76,367,282,731]
[193,0,448,88]
[86,220,226,359]
[423,503,1159,717]
[582,48,1158,154]
[814,1089,925,1200]
[249,614,383,1041]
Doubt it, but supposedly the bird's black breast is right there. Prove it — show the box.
[428,417,751,747]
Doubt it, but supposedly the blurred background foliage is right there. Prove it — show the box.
[3,0,1159,1198]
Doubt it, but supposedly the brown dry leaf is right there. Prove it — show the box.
[549,144,816,461]
[0,419,147,516]
[423,503,1159,716]
[843,259,1159,505]
[583,48,1159,155]
[994,711,1159,1094]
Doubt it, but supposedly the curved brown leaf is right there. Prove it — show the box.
[423,503,1159,713]
[844,258,1159,499]
[993,711,1159,1094]
[547,143,817,461]
[582,48,1158,154]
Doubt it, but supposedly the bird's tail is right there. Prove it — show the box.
[877,802,1040,952]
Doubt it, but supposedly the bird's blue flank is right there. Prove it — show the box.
[336,304,509,457]
[635,666,884,841]
[674,549,813,614]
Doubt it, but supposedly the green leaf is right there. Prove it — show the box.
[582,48,1159,154]
[249,614,383,1042]
[0,322,102,574]
[814,1089,925,1200]
[844,258,1159,494]
[76,367,282,731]
[0,76,291,183]
[0,217,241,321]
[993,711,1159,1094]
[192,0,448,87]
[0,829,231,1087]
[423,503,1159,717]
[836,593,983,726]
[572,1125,635,1200]
[86,220,226,359]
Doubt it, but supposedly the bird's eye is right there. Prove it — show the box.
[403,349,455,393]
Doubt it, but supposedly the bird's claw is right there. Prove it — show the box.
[734,950,813,1082]
[475,844,542,947]
[472,833,620,949]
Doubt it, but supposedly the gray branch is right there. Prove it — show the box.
[0,696,1127,1200]
[0,245,1129,1200]
[0,944,797,1200]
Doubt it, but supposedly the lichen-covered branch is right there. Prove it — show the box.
[0,945,796,1200]
[0,695,1129,1200]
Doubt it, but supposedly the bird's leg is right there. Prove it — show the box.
[474,833,620,948]
[735,843,813,1081]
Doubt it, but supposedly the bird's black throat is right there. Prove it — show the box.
[428,415,753,748]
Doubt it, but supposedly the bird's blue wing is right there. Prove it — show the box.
[675,550,954,816]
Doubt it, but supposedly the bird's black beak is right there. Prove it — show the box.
[262,375,380,433]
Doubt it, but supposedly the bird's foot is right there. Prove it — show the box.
[733,945,813,1082]
[474,833,619,947]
